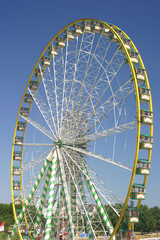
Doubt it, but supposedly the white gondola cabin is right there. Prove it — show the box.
[13,166,20,175]
[130,184,146,200]
[134,67,145,83]
[64,30,74,41]
[109,33,118,43]
[55,37,66,49]
[124,207,139,223]
[117,229,132,240]
[29,81,39,91]
[48,45,58,57]
[15,136,23,145]
[73,24,83,36]
[14,195,21,205]
[17,122,26,131]
[91,21,102,33]
[109,29,122,43]
[139,87,150,102]
[140,134,153,150]
[82,21,92,33]
[102,26,111,37]
[140,109,153,125]
[136,159,151,175]
[35,68,43,78]
[118,37,131,51]
[13,151,22,161]
[24,94,33,103]
[125,50,139,65]
[20,107,29,117]
[13,180,20,190]
[41,56,51,67]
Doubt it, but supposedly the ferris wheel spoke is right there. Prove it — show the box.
[60,36,71,134]
[73,33,108,113]
[62,42,86,132]
[22,143,54,146]
[76,60,124,135]
[52,46,62,136]
[77,45,124,121]
[39,64,59,137]
[79,77,132,134]
[62,147,121,217]
[84,161,122,216]
[28,89,57,139]
[75,44,124,118]
[62,37,79,126]
[71,33,95,111]
[79,78,135,137]
[20,115,54,141]
[22,152,54,198]
[78,121,137,143]
[62,33,96,134]
[59,35,81,132]
[63,145,132,171]
[22,149,51,176]
[82,166,114,235]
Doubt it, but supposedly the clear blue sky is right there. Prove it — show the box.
[0,0,160,207]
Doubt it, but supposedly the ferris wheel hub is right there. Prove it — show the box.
[54,139,62,148]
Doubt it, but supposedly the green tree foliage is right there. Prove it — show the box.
[0,232,8,240]
[134,205,156,234]
[0,203,14,233]
[149,206,160,230]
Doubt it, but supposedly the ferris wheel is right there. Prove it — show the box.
[10,18,153,240]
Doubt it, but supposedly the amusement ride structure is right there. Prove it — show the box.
[10,18,153,240]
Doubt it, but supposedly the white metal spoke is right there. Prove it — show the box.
[62,147,121,217]
[28,88,57,139]
[22,143,54,146]
[77,45,124,125]
[64,36,79,123]
[61,32,96,138]
[22,150,51,173]
[39,64,59,137]
[20,115,54,141]
[77,121,137,143]
[79,78,135,137]
[60,36,69,133]
[63,145,132,171]
[52,44,61,137]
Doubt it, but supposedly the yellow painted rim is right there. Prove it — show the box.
[11,18,153,239]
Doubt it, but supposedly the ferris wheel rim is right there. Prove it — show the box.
[10,18,153,240]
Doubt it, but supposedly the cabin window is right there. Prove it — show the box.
[24,94,33,103]
[130,51,138,58]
